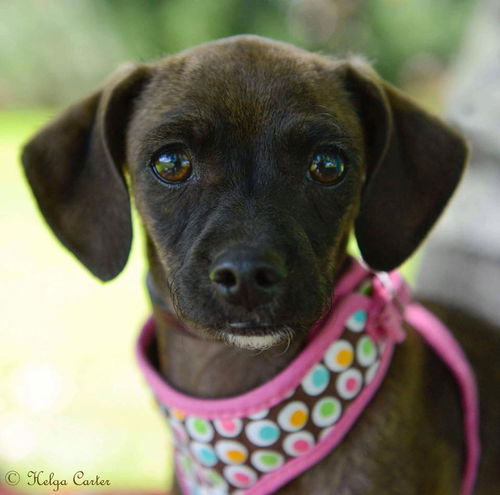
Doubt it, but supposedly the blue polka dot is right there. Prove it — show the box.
[246,420,280,447]
[346,310,367,332]
[260,425,279,441]
[312,367,329,387]
[200,448,217,465]
[191,442,218,467]
[353,310,366,323]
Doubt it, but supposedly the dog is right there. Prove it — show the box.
[21,35,500,494]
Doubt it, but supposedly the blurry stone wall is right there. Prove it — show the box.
[416,0,500,325]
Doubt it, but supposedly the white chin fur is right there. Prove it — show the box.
[224,332,285,351]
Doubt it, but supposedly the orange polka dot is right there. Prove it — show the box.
[227,450,247,463]
[290,409,308,428]
[336,349,353,367]
[172,409,186,420]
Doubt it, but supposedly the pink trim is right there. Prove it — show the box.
[405,303,480,495]
[333,258,372,297]
[305,259,372,342]
[137,293,371,419]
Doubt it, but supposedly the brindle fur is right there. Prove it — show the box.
[21,36,500,494]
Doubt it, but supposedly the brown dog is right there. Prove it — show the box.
[21,36,500,494]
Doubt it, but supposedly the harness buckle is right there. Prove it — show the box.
[371,271,407,343]
[375,271,406,316]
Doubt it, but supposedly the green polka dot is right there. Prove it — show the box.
[361,337,374,356]
[208,470,225,486]
[313,397,342,427]
[358,282,373,295]
[181,456,193,473]
[320,400,337,417]
[193,418,208,434]
[261,454,279,466]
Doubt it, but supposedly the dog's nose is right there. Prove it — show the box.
[209,249,287,309]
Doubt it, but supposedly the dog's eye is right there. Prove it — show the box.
[151,150,192,183]
[308,152,345,185]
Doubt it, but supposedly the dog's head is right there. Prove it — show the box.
[22,36,467,349]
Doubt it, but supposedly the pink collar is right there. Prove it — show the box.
[137,259,480,495]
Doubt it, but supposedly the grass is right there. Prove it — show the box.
[0,110,170,492]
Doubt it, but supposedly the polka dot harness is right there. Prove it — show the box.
[137,259,480,495]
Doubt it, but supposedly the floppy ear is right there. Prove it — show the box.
[21,64,151,281]
[341,62,468,271]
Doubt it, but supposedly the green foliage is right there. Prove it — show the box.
[0,0,473,107]
[0,109,169,490]
[363,0,473,81]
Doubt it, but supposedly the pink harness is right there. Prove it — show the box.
[137,259,480,495]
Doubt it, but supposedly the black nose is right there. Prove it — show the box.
[209,249,287,309]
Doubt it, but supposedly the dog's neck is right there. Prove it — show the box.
[152,305,306,398]
[150,260,349,398]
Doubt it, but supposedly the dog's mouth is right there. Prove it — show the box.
[228,321,276,330]
[213,321,296,351]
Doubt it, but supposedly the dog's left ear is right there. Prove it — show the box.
[21,63,151,281]
[340,62,468,271]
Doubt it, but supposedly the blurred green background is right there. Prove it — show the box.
[0,0,474,492]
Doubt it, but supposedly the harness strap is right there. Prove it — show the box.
[405,303,480,495]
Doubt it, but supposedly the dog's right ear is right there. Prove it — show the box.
[21,64,151,281]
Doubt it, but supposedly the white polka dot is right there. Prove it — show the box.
[215,440,248,465]
[213,418,243,438]
[319,426,334,441]
[277,401,309,432]
[177,451,195,476]
[356,335,377,367]
[185,416,214,442]
[248,409,269,420]
[190,441,218,467]
[346,310,367,332]
[202,467,228,491]
[301,363,330,396]
[245,419,280,447]
[169,408,188,421]
[324,339,354,372]
[250,449,285,473]
[312,397,342,427]
[336,368,363,400]
[365,360,380,384]
[169,418,188,446]
[223,465,257,489]
[282,431,315,457]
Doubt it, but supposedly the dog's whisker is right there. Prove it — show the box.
[277,326,294,356]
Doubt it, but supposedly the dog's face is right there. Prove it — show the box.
[127,40,366,345]
[21,36,467,348]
